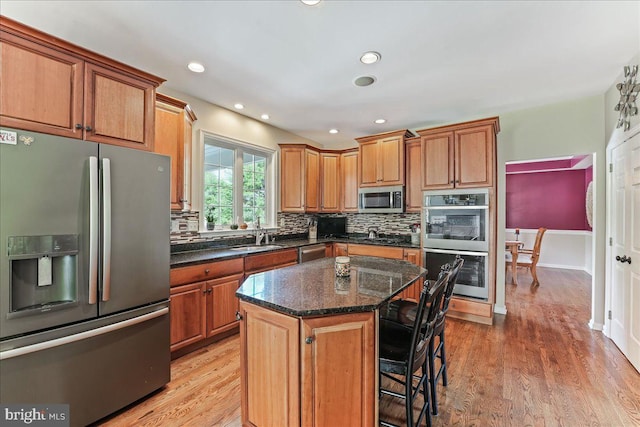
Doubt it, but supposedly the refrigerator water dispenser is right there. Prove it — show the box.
[8,235,78,316]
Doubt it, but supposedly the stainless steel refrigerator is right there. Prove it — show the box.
[0,127,171,426]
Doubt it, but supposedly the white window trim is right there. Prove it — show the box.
[193,129,277,233]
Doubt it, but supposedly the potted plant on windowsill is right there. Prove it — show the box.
[205,205,216,231]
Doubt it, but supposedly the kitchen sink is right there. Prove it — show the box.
[228,245,283,252]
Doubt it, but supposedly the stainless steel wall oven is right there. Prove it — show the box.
[422,188,490,300]
[423,248,489,299]
[422,188,489,251]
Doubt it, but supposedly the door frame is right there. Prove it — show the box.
[604,123,640,337]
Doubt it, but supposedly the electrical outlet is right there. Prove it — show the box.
[280,217,285,227]
[171,220,180,232]
[187,220,199,232]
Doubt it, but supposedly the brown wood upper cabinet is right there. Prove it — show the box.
[0,16,163,150]
[320,152,340,212]
[155,94,197,210]
[405,137,422,212]
[417,117,500,190]
[279,145,321,213]
[280,145,346,213]
[355,129,414,187]
[340,149,359,212]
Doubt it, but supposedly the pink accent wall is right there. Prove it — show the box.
[506,169,590,230]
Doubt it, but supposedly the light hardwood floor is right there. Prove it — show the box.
[97,267,640,426]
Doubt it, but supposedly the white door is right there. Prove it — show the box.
[609,140,627,348]
[607,127,640,373]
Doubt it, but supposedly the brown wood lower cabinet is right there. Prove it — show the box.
[169,258,244,353]
[244,248,298,276]
[401,248,423,302]
[169,281,206,351]
[447,297,493,325]
[206,274,244,336]
[346,244,423,302]
[169,273,244,352]
[239,301,376,427]
[334,242,348,257]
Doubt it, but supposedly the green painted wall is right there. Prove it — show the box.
[494,95,606,325]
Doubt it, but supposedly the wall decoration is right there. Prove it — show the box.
[615,65,640,131]
[585,181,593,228]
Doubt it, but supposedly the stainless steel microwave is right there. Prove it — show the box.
[358,186,404,213]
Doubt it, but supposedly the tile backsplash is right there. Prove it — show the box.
[171,211,421,245]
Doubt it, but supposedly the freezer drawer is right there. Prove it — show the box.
[0,307,170,427]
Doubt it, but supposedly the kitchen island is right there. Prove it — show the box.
[236,256,427,427]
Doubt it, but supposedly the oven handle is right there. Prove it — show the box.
[423,248,488,257]
[423,205,488,210]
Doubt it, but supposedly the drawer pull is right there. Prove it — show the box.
[205,269,210,274]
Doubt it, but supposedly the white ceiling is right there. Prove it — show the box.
[2,1,639,149]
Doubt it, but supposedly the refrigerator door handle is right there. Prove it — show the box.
[0,307,169,360]
[102,158,112,302]
[89,156,99,305]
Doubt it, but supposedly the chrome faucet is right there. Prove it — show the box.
[256,229,265,245]
[255,217,265,245]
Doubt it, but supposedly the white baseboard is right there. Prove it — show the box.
[588,319,604,331]
[494,304,507,315]
[537,262,590,272]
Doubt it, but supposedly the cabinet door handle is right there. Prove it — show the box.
[85,125,93,132]
[75,123,84,129]
[235,311,243,321]
[305,337,313,344]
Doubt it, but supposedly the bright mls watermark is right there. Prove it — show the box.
[0,405,69,426]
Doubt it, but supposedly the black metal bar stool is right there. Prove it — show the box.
[379,256,464,416]
[378,269,449,427]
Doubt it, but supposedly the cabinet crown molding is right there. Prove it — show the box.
[416,116,500,136]
[278,143,355,154]
[1,15,165,87]
[355,129,415,144]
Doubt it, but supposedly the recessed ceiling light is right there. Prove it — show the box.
[354,76,376,87]
[374,119,386,124]
[187,62,205,73]
[329,129,339,134]
[301,0,321,5]
[234,103,244,110]
[261,114,270,120]
[360,51,381,65]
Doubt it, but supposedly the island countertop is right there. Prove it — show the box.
[236,256,427,317]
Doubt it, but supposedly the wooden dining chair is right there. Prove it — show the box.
[506,227,547,286]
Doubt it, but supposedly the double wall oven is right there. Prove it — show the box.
[422,189,489,300]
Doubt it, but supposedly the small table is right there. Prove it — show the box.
[505,240,523,285]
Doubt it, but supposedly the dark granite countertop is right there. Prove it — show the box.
[170,235,420,267]
[236,256,427,317]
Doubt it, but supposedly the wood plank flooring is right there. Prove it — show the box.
[97,267,640,426]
